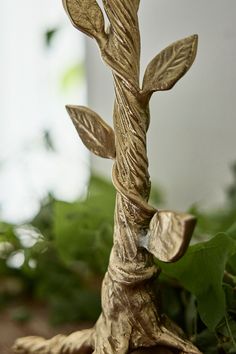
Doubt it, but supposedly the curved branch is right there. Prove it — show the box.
[63,0,141,92]
[100,0,141,92]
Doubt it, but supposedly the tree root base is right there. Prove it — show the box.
[13,329,94,354]
[131,347,179,354]
[13,328,197,354]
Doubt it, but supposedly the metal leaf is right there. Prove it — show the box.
[142,35,198,95]
[140,211,196,262]
[62,0,106,40]
[66,105,116,159]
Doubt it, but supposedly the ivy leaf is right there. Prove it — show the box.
[226,223,236,274]
[226,222,236,240]
[142,35,198,96]
[63,0,106,41]
[224,284,236,314]
[159,233,236,331]
[66,105,116,159]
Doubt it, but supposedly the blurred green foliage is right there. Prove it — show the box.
[44,27,59,48]
[61,63,85,91]
[0,167,236,353]
[0,176,116,324]
[157,163,236,353]
[43,27,85,93]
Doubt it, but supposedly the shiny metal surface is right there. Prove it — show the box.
[13,1,200,353]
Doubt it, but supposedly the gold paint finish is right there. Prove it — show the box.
[66,105,116,159]
[13,1,201,353]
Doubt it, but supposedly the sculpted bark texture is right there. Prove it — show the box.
[13,1,201,353]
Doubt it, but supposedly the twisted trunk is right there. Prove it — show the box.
[91,2,200,353]
[13,1,201,353]
[91,2,198,353]
[93,79,160,352]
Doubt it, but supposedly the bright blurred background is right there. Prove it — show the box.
[0,0,88,223]
[89,0,236,211]
[0,1,236,354]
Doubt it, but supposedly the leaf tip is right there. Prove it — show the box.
[66,104,84,113]
[142,33,199,98]
[190,33,199,58]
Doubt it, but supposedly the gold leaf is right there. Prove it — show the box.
[142,35,198,95]
[63,0,106,40]
[140,211,196,262]
[66,105,116,159]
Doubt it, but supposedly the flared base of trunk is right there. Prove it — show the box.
[13,310,201,354]
[12,329,196,354]
[13,272,201,354]
[13,338,180,354]
[131,347,179,354]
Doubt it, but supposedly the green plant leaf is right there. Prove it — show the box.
[53,175,115,273]
[226,223,236,276]
[227,222,236,240]
[159,233,236,331]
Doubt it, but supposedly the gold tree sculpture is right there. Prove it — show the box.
[14,1,201,353]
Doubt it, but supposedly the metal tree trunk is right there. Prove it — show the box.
[13,1,201,353]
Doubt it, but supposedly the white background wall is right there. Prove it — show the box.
[86,0,236,211]
[0,0,88,222]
